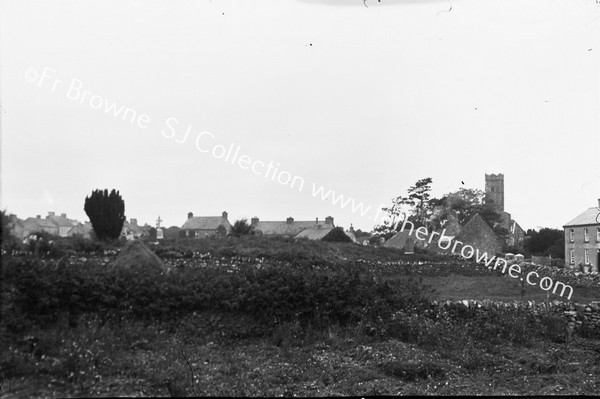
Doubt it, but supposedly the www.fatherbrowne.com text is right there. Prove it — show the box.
[394,216,574,300]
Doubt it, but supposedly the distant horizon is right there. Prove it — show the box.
[1,0,598,235]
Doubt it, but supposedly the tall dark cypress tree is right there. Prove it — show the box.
[84,189,126,241]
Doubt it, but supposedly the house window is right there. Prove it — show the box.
[585,249,590,265]
[584,228,589,242]
[195,231,199,237]
[569,229,574,242]
[570,249,575,264]
[186,231,190,237]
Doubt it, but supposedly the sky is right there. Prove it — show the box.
[1,0,599,232]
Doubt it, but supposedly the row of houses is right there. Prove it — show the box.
[180,211,356,241]
[7,212,154,241]
[8,212,92,240]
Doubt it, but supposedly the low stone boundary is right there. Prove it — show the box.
[432,298,600,332]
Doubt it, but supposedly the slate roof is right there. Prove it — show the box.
[122,220,144,235]
[254,220,332,236]
[563,207,600,227]
[181,216,232,230]
[383,230,424,249]
[454,213,503,255]
[295,227,334,240]
[23,217,57,230]
[48,215,77,228]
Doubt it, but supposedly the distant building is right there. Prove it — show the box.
[485,173,526,248]
[7,214,25,240]
[345,225,358,243]
[180,211,232,238]
[46,212,78,237]
[295,227,334,240]
[383,230,423,253]
[22,215,59,237]
[563,199,600,272]
[251,216,334,238]
[69,222,93,239]
[452,213,504,257]
[121,218,144,239]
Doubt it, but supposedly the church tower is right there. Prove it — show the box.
[485,173,504,213]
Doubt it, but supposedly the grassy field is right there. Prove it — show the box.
[391,274,600,303]
[2,237,600,397]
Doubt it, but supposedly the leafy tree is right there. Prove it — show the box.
[1,210,20,250]
[230,219,254,237]
[1,210,12,246]
[216,225,227,236]
[524,228,564,259]
[430,188,485,228]
[429,187,507,242]
[84,189,126,241]
[374,177,434,237]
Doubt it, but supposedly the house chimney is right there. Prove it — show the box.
[325,216,334,226]
[36,215,41,219]
[188,212,193,219]
[251,217,259,226]
[48,211,55,217]
[61,213,67,218]
[222,211,228,220]
[316,217,318,224]
[130,218,137,226]
[286,217,294,224]
[349,223,354,233]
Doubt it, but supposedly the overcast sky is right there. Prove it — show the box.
[1,0,599,232]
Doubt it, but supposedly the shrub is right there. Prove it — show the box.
[1,256,429,334]
[322,227,353,243]
[84,189,126,241]
[229,219,254,238]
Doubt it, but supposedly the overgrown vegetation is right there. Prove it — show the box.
[2,236,600,396]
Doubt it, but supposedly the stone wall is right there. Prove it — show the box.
[432,298,600,333]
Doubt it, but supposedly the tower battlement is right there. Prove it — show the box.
[485,173,504,213]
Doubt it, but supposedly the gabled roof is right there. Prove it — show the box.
[48,215,77,228]
[122,220,144,235]
[23,217,57,229]
[254,220,331,236]
[563,207,600,227]
[455,213,502,245]
[383,230,424,249]
[345,230,357,243]
[295,227,334,240]
[182,216,232,230]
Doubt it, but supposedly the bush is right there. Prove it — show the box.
[1,256,428,334]
[322,227,353,243]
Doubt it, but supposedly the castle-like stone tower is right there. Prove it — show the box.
[485,173,504,213]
